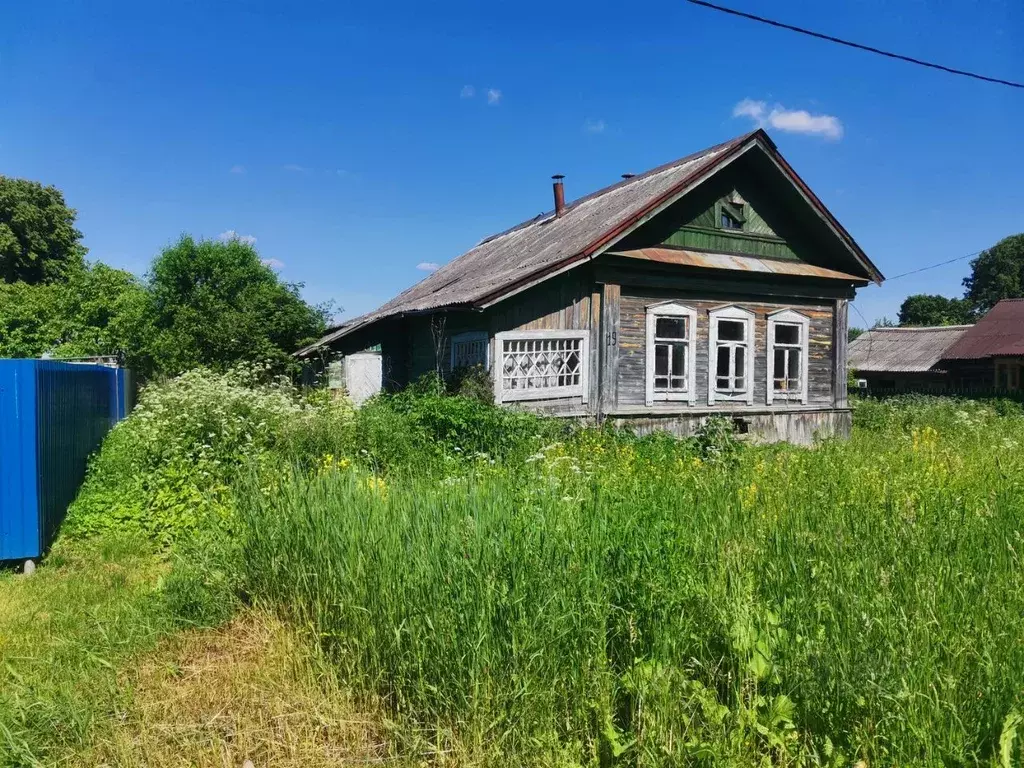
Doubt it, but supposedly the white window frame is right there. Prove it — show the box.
[708,305,755,405]
[766,309,810,405]
[450,331,490,371]
[493,329,589,403]
[645,302,697,406]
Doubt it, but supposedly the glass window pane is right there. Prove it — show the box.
[655,344,668,375]
[670,376,685,389]
[717,377,730,389]
[774,348,786,376]
[654,376,668,389]
[671,344,686,376]
[655,316,686,339]
[789,349,801,380]
[735,346,745,378]
[718,319,744,341]
[774,323,800,345]
[716,345,730,376]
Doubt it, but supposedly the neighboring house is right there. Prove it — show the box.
[848,326,972,391]
[939,299,1024,390]
[299,129,884,443]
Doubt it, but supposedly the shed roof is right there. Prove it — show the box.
[940,299,1024,360]
[848,326,972,373]
[299,129,882,357]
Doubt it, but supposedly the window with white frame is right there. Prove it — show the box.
[493,330,589,402]
[645,302,697,405]
[708,306,755,405]
[766,310,809,404]
[450,331,489,370]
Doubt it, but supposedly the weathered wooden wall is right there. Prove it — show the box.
[399,271,599,414]
[613,288,834,411]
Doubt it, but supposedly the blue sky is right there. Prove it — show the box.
[2,0,1022,328]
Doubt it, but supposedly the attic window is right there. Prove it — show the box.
[718,200,745,231]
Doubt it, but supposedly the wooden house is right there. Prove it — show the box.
[299,130,884,443]
[938,299,1024,390]
[848,325,972,391]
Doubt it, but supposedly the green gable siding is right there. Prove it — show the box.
[614,162,820,263]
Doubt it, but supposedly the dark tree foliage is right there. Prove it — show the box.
[963,234,1024,314]
[0,176,86,284]
[140,235,328,376]
[897,294,974,327]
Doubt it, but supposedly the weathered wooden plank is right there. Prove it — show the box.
[599,283,621,415]
[833,298,849,408]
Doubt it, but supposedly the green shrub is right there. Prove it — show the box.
[64,365,352,544]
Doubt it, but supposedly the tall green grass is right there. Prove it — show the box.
[239,401,1024,766]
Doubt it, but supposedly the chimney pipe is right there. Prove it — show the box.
[621,173,635,180]
[552,175,565,217]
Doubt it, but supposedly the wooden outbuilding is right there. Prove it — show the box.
[299,129,884,443]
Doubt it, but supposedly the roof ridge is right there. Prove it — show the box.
[867,324,973,331]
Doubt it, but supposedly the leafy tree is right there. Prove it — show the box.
[963,234,1024,314]
[897,294,973,327]
[0,263,146,359]
[0,176,86,284]
[848,327,865,342]
[141,235,327,376]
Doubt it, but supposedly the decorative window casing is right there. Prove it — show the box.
[645,302,697,406]
[493,330,589,403]
[450,331,490,370]
[708,306,755,405]
[766,310,809,404]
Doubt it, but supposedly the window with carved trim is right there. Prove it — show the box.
[645,302,697,405]
[766,310,810,404]
[494,330,589,402]
[450,331,489,370]
[708,306,755,405]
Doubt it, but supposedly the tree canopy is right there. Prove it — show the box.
[963,234,1024,314]
[0,176,86,284]
[139,235,328,376]
[897,294,973,327]
[0,263,146,359]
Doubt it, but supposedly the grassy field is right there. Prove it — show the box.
[1,374,1022,766]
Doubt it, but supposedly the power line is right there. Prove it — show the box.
[684,0,1024,90]
[886,250,983,281]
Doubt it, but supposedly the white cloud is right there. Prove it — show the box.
[416,261,440,272]
[460,85,475,99]
[583,118,606,134]
[282,163,308,172]
[732,99,843,140]
[486,88,502,105]
[262,258,285,270]
[218,230,257,246]
[229,164,245,174]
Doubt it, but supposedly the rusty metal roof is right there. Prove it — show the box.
[611,248,868,282]
[299,129,882,356]
[849,325,972,373]
[940,299,1024,360]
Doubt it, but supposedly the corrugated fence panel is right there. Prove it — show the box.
[0,361,129,561]
[0,361,40,561]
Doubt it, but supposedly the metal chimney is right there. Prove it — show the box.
[552,175,565,217]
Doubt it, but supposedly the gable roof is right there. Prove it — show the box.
[849,325,972,373]
[299,129,882,357]
[940,299,1024,360]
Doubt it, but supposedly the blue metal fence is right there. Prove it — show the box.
[0,361,130,562]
